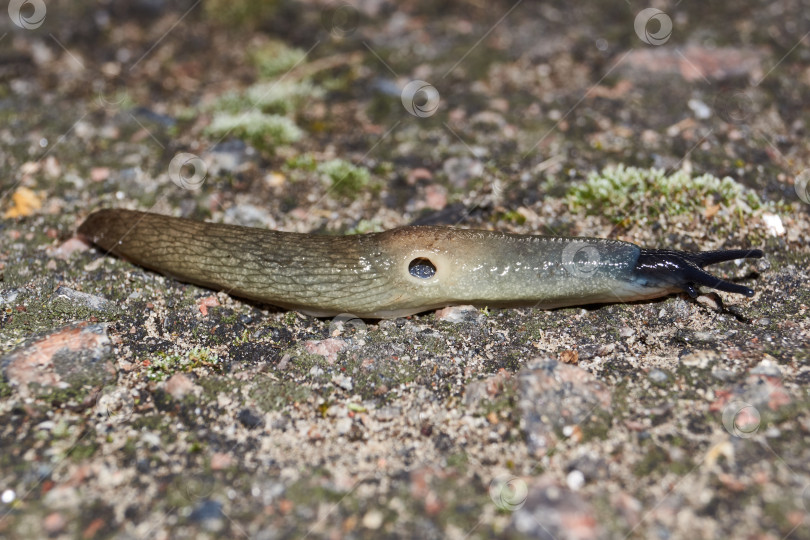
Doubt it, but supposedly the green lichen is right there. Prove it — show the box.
[233,329,251,346]
[196,375,240,401]
[215,81,323,116]
[203,0,280,28]
[494,209,527,225]
[250,41,308,78]
[632,442,694,477]
[568,165,767,222]
[204,39,329,156]
[285,153,318,172]
[249,374,312,411]
[0,379,12,399]
[69,440,99,461]
[148,347,223,382]
[317,158,373,198]
[206,111,302,151]
[477,384,519,418]
[345,219,385,234]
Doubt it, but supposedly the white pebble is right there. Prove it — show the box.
[1,489,15,504]
[362,509,384,529]
[566,470,585,491]
[688,99,711,119]
[762,213,784,237]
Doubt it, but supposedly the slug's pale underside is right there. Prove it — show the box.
[78,209,763,319]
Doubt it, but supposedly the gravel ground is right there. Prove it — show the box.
[1,1,809,538]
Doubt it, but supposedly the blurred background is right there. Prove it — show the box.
[2,0,807,230]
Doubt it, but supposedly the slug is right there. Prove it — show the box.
[78,209,763,319]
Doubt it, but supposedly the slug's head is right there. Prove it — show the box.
[633,247,764,298]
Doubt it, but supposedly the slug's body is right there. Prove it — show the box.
[78,209,762,318]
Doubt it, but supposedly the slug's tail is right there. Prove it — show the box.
[634,247,764,298]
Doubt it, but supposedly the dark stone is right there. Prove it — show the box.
[188,500,223,523]
[237,408,264,429]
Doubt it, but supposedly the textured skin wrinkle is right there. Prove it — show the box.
[78,209,763,318]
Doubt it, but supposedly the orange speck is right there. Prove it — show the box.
[82,518,105,539]
[278,499,294,514]
[198,296,220,316]
[4,187,43,218]
[90,167,110,182]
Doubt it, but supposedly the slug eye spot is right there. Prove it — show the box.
[408,257,437,279]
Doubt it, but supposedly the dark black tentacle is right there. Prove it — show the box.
[634,248,763,298]
[688,249,764,267]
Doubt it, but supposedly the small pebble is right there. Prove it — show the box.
[237,408,264,429]
[764,427,781,438]
[332,374,353,392]
[435,305,479,323]
[304,338,347,364]
[687,98,711,119]
[165,373,196,400]
[648,369,668,384]
[362,509,384,529]
[336,417,352,435]
[309,366,324,377]
[51,286,116,313]
[376,406,400,422]
[44,512,67,534]
[680,350,719,368]
[566,470,585,491]
[90,167,110,182]
[0,289,20,306]
[210,453,233,471]
[761,213,785,237]
[189,500,224,531]
[711,369,736,381]
[52,238,89,260]
[697,294,721,312]
[750,359,781,377]
[1,489,15,504]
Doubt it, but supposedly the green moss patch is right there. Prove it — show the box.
[317,158,373,198]
[568,165,767,222]
[147,347,224,382]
